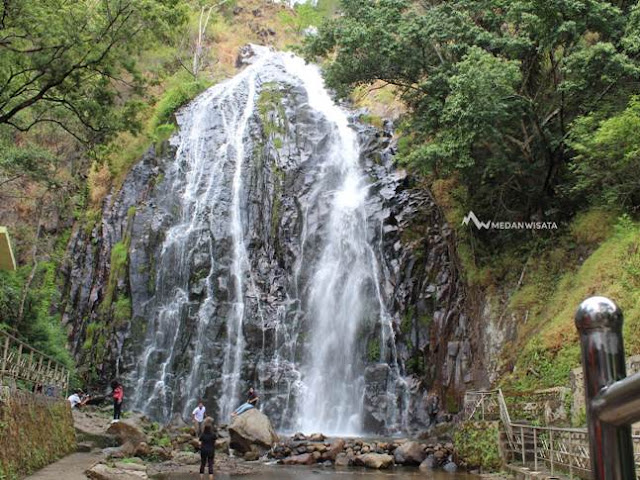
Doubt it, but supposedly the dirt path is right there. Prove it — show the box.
[24,452,103,480]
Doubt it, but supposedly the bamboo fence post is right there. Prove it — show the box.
[534,427,538,471]
[1,335,8,380]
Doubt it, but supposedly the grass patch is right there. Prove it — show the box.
[570,209,618,245]
[151,80,209,128]
[503,215,640,390]
[367,337,381,362]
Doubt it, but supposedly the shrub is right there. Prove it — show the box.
[152,80,208,128]
[453,421,502,471]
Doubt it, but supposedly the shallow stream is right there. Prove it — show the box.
[160,465,479,480]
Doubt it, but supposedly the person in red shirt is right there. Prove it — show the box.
[111,380,124,422]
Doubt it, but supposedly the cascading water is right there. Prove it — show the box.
[281,54,395,435]
[128,46,404,434]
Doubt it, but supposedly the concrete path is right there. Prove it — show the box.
[25,452,103,480]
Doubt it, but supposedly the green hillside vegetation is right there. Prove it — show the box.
[504,213,640,392]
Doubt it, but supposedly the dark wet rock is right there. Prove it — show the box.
[419,454,436,470]
[393,441,426,465]
[443,461,458,472]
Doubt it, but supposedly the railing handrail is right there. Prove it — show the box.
[0,329,70,397]
[465,297,640,480]
[575,296,638,480]
[463,387,640,478]
[0,328,69,371]
[509,423,590,434]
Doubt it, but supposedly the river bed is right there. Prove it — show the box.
[158,465,481,480]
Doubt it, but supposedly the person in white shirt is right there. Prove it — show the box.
[192,400,206,436]
[68,391,82,408]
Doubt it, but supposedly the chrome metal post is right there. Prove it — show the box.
[575,296,636,480]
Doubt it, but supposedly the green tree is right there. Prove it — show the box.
[0,0,187,143]
[569,96,640,209]
[305,0,640,229]
[279,3,325,34]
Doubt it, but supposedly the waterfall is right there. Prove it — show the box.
[128,47,403,434]
[279,55,393,435]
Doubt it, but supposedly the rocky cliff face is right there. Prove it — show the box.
[61,47,486,435]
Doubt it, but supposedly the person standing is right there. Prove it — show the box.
[111,380,124,422]
[192,400,206,436]
[199,420,217,479]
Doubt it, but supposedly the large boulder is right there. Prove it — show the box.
[113,462,146,472]
[86,463,147,480]
[229,408,278,454]
[335,452,353,467]
[133,442,151,458]
[393,441,426,465]
[360,453,394,469]
[106,421,147,447]
[150,446,173,461]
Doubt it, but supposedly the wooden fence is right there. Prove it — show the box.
[0,329,70,398]
[464,389,640,478]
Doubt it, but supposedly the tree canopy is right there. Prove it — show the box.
[0,0,188,143]
[304,0,640,231]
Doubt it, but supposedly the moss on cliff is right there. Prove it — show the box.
[0,397,75,479]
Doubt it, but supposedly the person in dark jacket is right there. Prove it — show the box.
[247,387,259,407]
[199,419,217,478]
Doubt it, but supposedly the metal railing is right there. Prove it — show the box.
[575,296,640,480]
[464,381,640,478]
[463,390,502,421]
[503,422,640,479]
[0,329,70,397]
